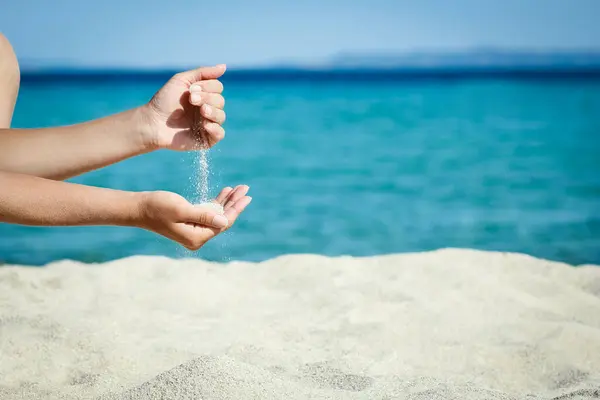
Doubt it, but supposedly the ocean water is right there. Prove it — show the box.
[1,74,599,266]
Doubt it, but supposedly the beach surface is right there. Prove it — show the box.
[1,249,599,399]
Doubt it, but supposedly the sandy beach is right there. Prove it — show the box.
[1,249,599,399]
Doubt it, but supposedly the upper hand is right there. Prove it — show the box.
[141,65,227,151]
[137,185,251,250]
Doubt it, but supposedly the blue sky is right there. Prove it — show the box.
[1,0,599,69]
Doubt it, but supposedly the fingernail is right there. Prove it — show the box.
[189,84,202,93]
[217,64,226,69]
[212,214,229,228]
[190,93,202,104]
[202,104,212,116]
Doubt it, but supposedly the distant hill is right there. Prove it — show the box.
[329,49,600,69]
[18,49,600,74]
[18,49,600,81]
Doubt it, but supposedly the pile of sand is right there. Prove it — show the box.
[1,249,599,399]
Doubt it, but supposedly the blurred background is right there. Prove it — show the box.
[0,0,599,265]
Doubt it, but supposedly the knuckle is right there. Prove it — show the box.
[190,237,205,250]
[211,94,225,108]
[172,206,187,220]
[181,233,203,250]
[172,209,185,221]
[197,212,212,226]
[182,237,196,250]
[204,122,225,138]
[203,120,215,131]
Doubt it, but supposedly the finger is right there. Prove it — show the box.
[222,185,249,206]
[190,79,223,94]
[223,196,252,224]
[181,206,229,229]
[176,64,226,84]
[224,185,250,210]
[221,185,241,205]
[189,92,225,108]
[201,104,226,124]
[215,187,233,204]
[203,122,225,145]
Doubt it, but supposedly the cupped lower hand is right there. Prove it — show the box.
[141,64,227,151]
[138,185,251,250]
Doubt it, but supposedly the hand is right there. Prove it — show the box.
[142,64,227,151]
[137,185,251,250]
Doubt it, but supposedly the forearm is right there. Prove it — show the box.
[0,107,152,180]
[0,170,142,227]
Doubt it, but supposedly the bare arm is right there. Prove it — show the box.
[0,108,151,181]
[0,170,142,226]
[0,170,251,250]
[0,65,228,181]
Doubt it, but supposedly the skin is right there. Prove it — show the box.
[0,61,228,180]
[0,34,19,128]
[0,33,250,251]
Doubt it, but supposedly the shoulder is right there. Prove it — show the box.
[0,33,19,74]
[0,33,14,51]
[0,33,17,61]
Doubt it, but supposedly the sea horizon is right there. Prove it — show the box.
[18,48,600,82]
[18,67,600,86]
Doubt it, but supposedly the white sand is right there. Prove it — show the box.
[1,249,599,399]
[194,202,224,214]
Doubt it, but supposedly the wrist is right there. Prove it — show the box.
[110,190,147,228]
[134,105,162,152]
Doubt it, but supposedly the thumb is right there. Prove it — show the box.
[181,204,229,229]
[178,64,226,83]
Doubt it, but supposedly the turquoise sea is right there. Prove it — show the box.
[1,73,600,265]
